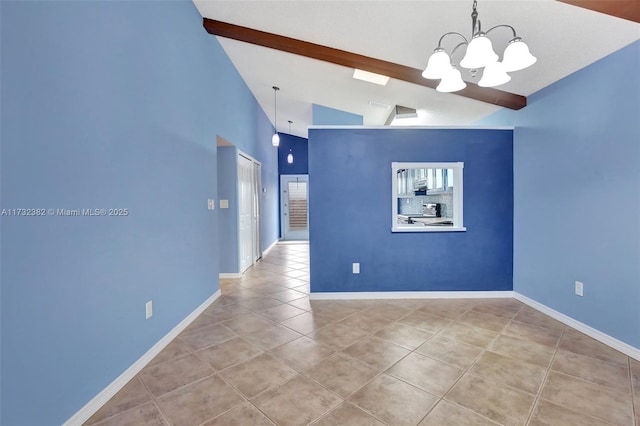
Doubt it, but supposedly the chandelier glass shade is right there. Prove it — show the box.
[478,61,510,87]
[437,67,467,93]
[459,34,498,69]
[501,38,537,72]
[422,49,450,79]
[423,0,536,92]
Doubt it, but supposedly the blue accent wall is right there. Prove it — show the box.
[0,1,278,424]
[477,40,640,349]
[278,133,309,176]
[277,133,309,238]
[312,104,364,125]
[308,128,513,292]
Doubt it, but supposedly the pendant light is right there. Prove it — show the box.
[286,120,294,164]
[271,86,280,147]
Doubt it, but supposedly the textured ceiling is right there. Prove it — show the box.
[194,1,640,138]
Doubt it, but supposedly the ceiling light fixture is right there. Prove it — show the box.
[287,120,294,164]
[271,86,280,147]
[423,0,536,92]
[385,105,418,125]
[353,69,390,86]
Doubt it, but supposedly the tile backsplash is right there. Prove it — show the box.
[398,193,453,218]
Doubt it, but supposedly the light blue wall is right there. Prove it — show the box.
[0,1,278,424]
[257,112,280,252]
[477,40,640,348]
[217,147,239,273]
[312,104,363,125]
[308,128,513,292]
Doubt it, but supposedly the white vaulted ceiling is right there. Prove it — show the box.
[194,1,640,138]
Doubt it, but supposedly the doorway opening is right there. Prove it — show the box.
[280,175,309,240]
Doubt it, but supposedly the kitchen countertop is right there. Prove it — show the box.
[398,215,453,226]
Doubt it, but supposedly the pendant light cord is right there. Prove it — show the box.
[272,86,279,134]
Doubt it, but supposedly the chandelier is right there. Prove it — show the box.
[423,0,536,93]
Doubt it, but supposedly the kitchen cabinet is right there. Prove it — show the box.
[397,169,416,196]
[413,168,442,191]
[415,168,452,193]
[398,168,454,196]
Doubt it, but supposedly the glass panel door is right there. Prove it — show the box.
[281,175,309,240]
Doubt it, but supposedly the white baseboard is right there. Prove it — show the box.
[63,290,221,426]
[309,290,639,360]
[310,290,514,300]
[262,239,278,256]
[219,273,242,279]
[514,292,640,361]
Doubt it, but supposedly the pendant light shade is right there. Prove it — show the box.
[437,67,467,92]
[271,86,280,147]
[460,34,498,69]
[422,49,451,79]
[501,38,537,72]
[287,149,293,164]
[478,61,511,87]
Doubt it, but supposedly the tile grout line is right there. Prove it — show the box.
[430,304,546,425]
[91,244,636,426]
[245,372,344,426]
[525,328,621,426]
[522,322,564,425]
[340,303,488,425]
[137,371,175,426]
[146,335,240,425]
[293,309,439,425]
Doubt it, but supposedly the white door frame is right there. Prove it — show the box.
[238,151,262,273]
[252,161,262,262]
[280,174,309,240]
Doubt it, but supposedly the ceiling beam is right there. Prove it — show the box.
[203,18,527,110]
[556,0,640,23]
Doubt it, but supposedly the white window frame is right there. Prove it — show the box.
[391,162,466,233]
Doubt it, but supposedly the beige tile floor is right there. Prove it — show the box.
[86,242,640,426]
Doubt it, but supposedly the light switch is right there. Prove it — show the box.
[220,199,229,209]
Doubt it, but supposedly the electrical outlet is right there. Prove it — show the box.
[207,199,215,210]
[352,263,360,274]
[146,300,153,319]
[575,281,583,297]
